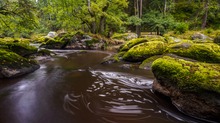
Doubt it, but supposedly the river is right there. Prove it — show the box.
[0,50,208,123]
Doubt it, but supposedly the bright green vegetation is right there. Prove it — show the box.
[152,56,220,94]
[2,1,220,38]
[120,38,148,51]
[0,39,37,57]
[0,49,37,69]
[113,52,126,62]
[169,42,220,63]
[6,43,37,57]
[123,41,166,62]
[41,38,66,49]
[37,49,54,56]
[111,33,131,40]
[145,36,166,42]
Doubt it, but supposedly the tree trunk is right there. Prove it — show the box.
[135,0,142,37]
[98,2,109,34]
[99,16,106,34]
[87,0,96,33]
[201,0,208,29]
[164,0,167,15]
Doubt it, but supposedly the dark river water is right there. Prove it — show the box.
[0,51,210,123]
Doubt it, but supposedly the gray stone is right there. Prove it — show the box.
[47,31,57,38]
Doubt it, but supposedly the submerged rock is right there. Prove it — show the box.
[152,56,220,121]
[0,50,40,78]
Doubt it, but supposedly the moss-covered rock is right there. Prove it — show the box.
[40,38,67,49]
[0,39,38,57]
[0,49,40,78]
[37,49,54,56]
[169,42,220,63]
[101,52,126,64]
[120,38,148,52]
[123,41,166,62]
[7,42,38,57]
[145,35,166,42]
[152,56,220,121]
[152,56,220,93]
[139,55,162,69]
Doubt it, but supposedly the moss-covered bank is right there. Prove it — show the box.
[0,38,38,57]
[0,49,40,78]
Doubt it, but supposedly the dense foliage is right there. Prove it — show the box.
[1,0,220,37]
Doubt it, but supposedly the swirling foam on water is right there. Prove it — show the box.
[63,70,185,123]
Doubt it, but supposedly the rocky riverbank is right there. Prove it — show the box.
[111,31,220,122]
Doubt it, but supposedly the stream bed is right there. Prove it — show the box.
[0,50,208,123]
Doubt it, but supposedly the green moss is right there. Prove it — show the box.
[120,38,148,52]
[165,36,193,44]
[146,35,166,42]
[0,38,37,57]
[169,42,220,63]
[123,41,166,62]
[164,31,197,39]
[34,36,47,43]
[37,49,53,56]
[0,49,37,69]
[7,43,37,57]
[113,52,126,62]
[139,55,161,69]
[111,33,137,41]
[41,38,66,49]
[152,56,220,94]
[111,33,129,40]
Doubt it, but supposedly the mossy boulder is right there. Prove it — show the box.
[0,49,40,78]
[122,41,166,62]
[120,38,148,52]
[139,55,162,70]
[0,39,38,57]
[152,56,220,93]
[37,49,54,56]
[40,38,67,49]
[169,42,220,63]
[102,52,126,64]
[152,56,220,121]
[7,42,38,57]
[145,35,166,42]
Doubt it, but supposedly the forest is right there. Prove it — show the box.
[1,0,220,37]
[0,0,220,123]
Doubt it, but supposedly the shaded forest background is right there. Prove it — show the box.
[0,0,220,37]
